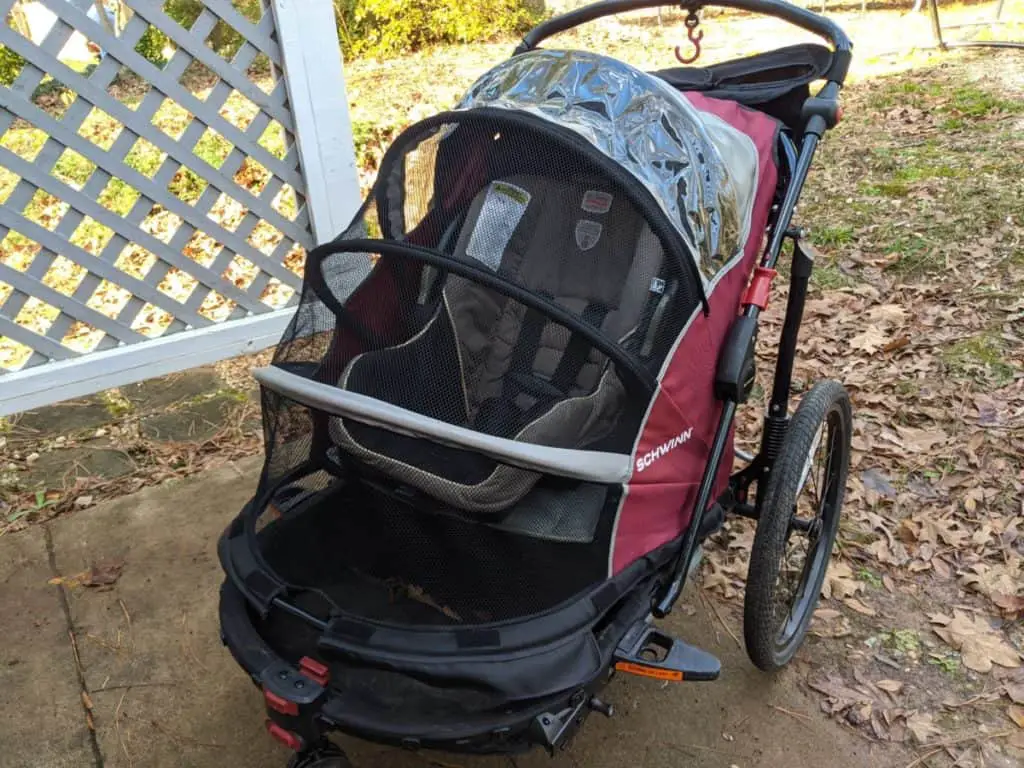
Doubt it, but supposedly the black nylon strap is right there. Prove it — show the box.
[509,304,550,384]
[551,302,609,393]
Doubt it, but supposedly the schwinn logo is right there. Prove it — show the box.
[635,427,693,473]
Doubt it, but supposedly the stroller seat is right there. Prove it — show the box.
[329,174,667,514]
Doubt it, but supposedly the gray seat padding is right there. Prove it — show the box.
[329,175,665,514]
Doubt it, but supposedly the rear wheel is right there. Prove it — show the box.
[287,740,352,768]
[743,380,852,671]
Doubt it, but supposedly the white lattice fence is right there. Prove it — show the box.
[0,0,357,415]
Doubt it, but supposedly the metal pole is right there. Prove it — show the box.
[928,0,947,50]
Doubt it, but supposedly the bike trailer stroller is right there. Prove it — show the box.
[218,2,855,765]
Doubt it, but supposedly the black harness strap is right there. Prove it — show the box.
[550,302,610,393]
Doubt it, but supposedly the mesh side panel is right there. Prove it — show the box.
[378,116,700,372]
[263,246,645,509]
[255,470,620,625]
[260,112,708,509]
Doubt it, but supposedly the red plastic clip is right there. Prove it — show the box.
[741,266,777,310]
[299,656,330,687]
[266,721,304,751]
[264,689,298,717]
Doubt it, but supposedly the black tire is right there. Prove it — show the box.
[744,380,852,671]
[287,741,352,768]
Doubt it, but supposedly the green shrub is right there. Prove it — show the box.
[336,0,545,58]
[134,25,168,66]
[134,0,265,65]
[0,44,24,86]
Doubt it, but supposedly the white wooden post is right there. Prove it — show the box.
[270,0,361,244]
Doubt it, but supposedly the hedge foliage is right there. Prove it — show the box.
[4,0,544,73]
[335,0,546,58]
[0,45,23,86]
[135,0,263,65]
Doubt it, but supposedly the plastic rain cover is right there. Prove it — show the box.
[458,49,759,284]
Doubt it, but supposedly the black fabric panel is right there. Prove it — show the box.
[455,629,502,649]
[319,624,603,702]
[653,43,833,131]
[257,478,615,625]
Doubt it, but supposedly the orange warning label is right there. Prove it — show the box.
[614,662,683,682]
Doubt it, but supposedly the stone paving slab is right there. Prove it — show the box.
[0,526,96,768]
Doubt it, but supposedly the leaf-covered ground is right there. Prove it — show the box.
[702,49,1024,766]
[3,4,1024,764]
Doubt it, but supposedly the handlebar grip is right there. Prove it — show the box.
[517,0,852,82]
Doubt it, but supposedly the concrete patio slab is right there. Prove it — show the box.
[7,456,906,768]
[47,457,283,768]
[0,526,96,768]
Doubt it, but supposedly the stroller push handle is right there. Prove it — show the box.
[516,0,852,83]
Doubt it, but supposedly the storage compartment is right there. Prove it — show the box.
[254,473,619,627]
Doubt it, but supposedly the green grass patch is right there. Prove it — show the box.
[945,86,1024,119]
[859,179,911,198]
[52,149,96,188]
[193,129,233,169]
[258,122,289,161]
[812,225,855,248]
[885,234,935,276]
[98,179,142,217]
[866,79,945,110]
[893,162,962,182]
[927,651,960,675]
[810,261,855,290]
[857,568,884,588]
[884,629,922,656]
[123,138,164,178]
[943,332,1016,386]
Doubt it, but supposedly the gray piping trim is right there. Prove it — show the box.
[254,366,631,484]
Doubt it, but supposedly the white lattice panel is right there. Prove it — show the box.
[0,0,357,414]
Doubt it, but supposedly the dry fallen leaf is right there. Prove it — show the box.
[1009,704,1024,729]
[876,679,904,694]
[822,561,863,600]
[904,711,941,744]
[933,610,1022,673]
[48,559,126,590]
[1007,682,1024,704]
[895,426,947,452]
[844,597,878,617]
[81,560,125,588]
[849,326,889,354]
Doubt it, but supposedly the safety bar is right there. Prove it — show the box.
[516,0,852,82]
[254,366,633,485]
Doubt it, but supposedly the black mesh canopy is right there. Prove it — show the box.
[244,107,703,631]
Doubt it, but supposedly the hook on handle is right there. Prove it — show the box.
[674,11,703,65]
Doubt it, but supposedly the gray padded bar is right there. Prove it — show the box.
[254,366,633,485]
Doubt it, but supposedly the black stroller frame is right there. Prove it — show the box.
[218,3,854,765]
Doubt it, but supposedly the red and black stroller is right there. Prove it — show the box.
[218,2,855,765]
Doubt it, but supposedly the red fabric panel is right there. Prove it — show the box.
[610,95,780,575]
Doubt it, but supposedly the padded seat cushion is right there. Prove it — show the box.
[328,175,666,514]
